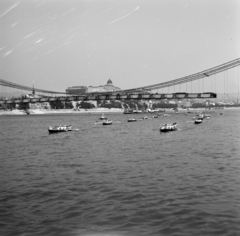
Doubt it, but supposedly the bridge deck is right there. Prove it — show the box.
[0,92,217,104]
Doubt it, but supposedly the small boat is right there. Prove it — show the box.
[142,116,148,119]
[133,110,142,113]
[152,115,158,118]
[48,125,73,133]
[204,114,211,118]
[160,122,178,132]
[99,113,107,120]
[128,117,137,122]
[123,109,134,114]
[102,120,112,125]
[194,119,202,124]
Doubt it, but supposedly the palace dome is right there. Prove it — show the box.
[107,79,112,84]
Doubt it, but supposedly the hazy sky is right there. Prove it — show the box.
[0,0,240,93]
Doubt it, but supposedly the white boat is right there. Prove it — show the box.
[128,117,137,122]
[160,122,178,132]
[102,120,112,125]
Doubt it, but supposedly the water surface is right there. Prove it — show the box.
[1,110,240,236]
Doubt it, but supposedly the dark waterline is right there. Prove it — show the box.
[1,110,240,236]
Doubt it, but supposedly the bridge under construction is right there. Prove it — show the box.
[0,58,240,105]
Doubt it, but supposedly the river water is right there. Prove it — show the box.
[1,109,240,236]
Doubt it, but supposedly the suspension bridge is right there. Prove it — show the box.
[0,58,240,105]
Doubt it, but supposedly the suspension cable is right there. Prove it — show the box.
[238,66,239,94]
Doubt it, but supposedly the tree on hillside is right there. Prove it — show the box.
[78,102,95,109]
[152,103,177,109]
[49,101,64,109]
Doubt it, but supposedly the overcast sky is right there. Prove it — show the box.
[0,0,240,93]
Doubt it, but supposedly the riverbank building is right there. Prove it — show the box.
[66,79,121,95]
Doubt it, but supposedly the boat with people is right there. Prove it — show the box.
[194,119,203,124]
[99,113,107,120]
[102,120,112,125]
[48,125,73,134]
[197,114,204,119]
[193,113,204,120]
[128,117,137,122]
[160,122,178,132]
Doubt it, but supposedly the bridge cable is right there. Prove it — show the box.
[238,66,239,94]
[214,74,216,93]
[224,71,225,95]
[202,77,204,93]
[227,69,228,95]
[210,75,212,92]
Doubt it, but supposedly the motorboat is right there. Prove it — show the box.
[142,116,148,119]
[194,119,202,124]
[128,117,137,122]
[102,120,112,125]
[99,113,107,120]
[48,125,73,133]
[152,115,158,118]
[160,122,178,132]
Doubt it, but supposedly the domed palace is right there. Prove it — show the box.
[66,79,121,95]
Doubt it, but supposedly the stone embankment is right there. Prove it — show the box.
[0,108,124,115]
